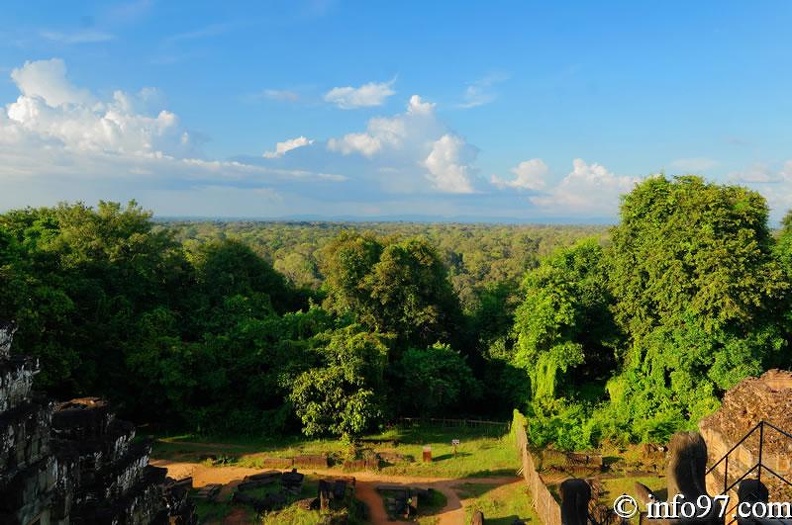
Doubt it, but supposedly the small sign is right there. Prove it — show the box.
[452,439,460,446]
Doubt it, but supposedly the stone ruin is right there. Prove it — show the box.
[555,371,792,525]
[0,321,197,524]
[699,369,792,501]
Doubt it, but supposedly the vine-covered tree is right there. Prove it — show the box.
[603,175,788,441]
[513,238,619,401]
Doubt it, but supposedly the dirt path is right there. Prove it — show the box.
[151,459,519,525]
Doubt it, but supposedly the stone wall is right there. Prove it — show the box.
[514,413,563,525]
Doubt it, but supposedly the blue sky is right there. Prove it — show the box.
[1,1,791,222]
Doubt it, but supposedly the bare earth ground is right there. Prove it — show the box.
[151,460,522,525]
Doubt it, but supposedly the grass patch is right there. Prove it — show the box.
[598,475,664,503]
[261,506,323,525]
[261,496,367,525]
[372,425,518,479]
[152,433,348,463]
[460,482,538,524]
[193,499,228,523]
[151,423,518,480]
[192,490,233,523]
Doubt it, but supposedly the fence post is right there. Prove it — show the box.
[758,422,764,486]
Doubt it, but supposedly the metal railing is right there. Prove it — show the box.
[706,420,792,525]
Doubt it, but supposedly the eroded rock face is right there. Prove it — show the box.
[0,320,195,525]
[701,370,792,458]
[0,321,57,525]
[0,321,16,360]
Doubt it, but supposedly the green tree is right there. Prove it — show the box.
[603,175,787,441]
[513,239,619,401]
[397,343,480,416]
[289,325,389,440]
[318,231,383,315]
[364,238,464,348]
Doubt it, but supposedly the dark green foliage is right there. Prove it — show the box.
[3,185,790,446]
[320,233,464,350]
[396,343,481,417]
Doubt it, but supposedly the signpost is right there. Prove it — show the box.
[452,439,460,456]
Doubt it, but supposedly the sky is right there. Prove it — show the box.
[1,1,792,222]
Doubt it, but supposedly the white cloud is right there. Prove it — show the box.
[491,159,548,190]
[327,95,434,157]
[327,133,383,157]
[11,59,95,107]
[326,94,477,194]
[263,136,314,158]
[0,58,344,215]
[530,159,639,216]
[324,79,396,109]
[424,135,475,193]
[407,94,435,115]
[670,157,718,172]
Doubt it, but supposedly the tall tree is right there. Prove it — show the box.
[289,325,389,440]
[604,175,788,441]
[513,238,619,401]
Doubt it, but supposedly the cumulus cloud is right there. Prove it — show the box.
[529,159,640,216]
[11,59,95,107]
[324,79,396,109]
[407,94,435,115]
[327,133,383,157]
[327,96,427,157]
[491,159,548,190]
[0,58,344,215]
[263,136,314,158]
[424,135,475,193]
[325,95,477,194]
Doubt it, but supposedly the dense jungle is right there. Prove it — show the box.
[2,175,791,450]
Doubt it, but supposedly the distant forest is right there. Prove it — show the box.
[2,175,791,449]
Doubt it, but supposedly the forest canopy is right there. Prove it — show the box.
[1,176,790,447]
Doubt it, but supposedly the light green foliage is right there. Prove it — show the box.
[603,176,788,442]
[610,175,785,337]
[289,325,389,439]
[513,239,618,401]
